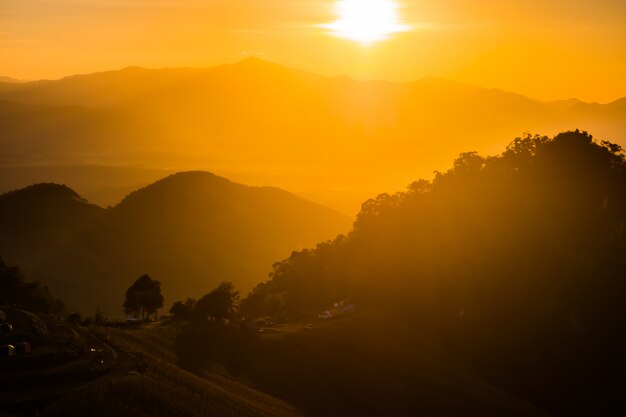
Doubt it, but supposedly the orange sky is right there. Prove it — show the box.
[1,0,626,103]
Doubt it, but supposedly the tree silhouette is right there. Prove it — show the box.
[123,274,163,320]
[194,282,239,322]
[169,298,196,321]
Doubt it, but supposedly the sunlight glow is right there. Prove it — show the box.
[322,0,410,45]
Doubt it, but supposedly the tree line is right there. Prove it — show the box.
[123,274,239,323]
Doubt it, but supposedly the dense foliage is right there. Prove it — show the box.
[123,274,164,320]
[194,282,239,322]
[241,130,626,415]
[169,297,196,321]
[0,257,64,314]
[169,281,239,322]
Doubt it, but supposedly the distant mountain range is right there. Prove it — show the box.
[0,171,351,315]
[1,58,625,214]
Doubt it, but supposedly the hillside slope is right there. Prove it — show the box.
[38,326,303,417]
[0,172,351,315]
[0,307,303,417]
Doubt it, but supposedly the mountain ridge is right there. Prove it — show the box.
[1,58,625,215]
[4,59,623,105]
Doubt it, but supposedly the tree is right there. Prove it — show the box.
[194,282,239,322]
[123,274,164,320]
[169,298,196,321]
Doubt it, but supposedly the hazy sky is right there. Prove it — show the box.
[1,0,625,102]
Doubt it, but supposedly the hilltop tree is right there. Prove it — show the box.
[123,274,163,320]
[194,282,239,322]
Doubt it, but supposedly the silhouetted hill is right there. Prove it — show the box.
[0,184,104,277]
[1,182,91,208]
[1,59,624,214]
[241,131,626,416]
[0,172,350,315]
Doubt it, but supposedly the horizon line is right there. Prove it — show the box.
[1,56,623,106]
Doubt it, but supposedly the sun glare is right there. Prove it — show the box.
[322,0,410,45]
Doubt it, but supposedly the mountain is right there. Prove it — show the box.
[0,172,351,315]
[0,58,625,214]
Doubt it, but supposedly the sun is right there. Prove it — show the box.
[322,0,410,45]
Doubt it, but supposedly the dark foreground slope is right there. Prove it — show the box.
[175,311,551,417]
[235,131,626,416]
[39,326,302,417]
[0,308,544,417]
[0,311,302,417]
[0,172,350,315]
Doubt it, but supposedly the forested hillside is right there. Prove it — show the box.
[242,130,626,415]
